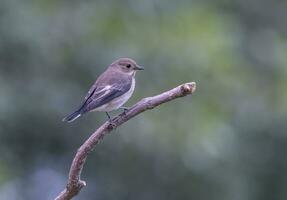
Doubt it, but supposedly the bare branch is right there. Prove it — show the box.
[54,82,196,200]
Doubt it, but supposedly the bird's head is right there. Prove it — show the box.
[110,58,144,75]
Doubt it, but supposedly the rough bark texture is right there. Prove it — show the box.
[54,82,196,200]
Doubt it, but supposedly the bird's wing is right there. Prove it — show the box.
[84,83,97,100]
[79,79,132,113]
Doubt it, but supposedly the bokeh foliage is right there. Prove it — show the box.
[0,0,287,200]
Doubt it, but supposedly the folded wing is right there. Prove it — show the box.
[78,80,132,114]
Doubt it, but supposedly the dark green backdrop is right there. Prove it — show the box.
[0,0,287,199]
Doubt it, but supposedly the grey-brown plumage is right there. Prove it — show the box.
[63,58,143,122]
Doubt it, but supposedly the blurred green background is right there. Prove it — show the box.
[1,0,287,199]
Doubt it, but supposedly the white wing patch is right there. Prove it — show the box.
[93,85,111,99]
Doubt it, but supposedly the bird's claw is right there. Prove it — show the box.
[120,106,129,114]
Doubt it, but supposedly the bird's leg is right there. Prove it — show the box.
[106,112,117,129]
[105,112,111,121]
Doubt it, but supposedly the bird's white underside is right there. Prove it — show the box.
[92,78,135,112]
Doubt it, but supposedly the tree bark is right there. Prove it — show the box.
[54,82,196,200]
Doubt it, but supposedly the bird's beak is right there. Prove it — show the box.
[135,65,144,70]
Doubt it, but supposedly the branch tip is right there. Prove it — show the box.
[181,82,196,95]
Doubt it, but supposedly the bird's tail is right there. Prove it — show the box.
[62,110,82,123]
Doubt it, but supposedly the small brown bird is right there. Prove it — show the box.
[63,58,144,122]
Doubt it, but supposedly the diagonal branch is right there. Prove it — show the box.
[54,82,196,200]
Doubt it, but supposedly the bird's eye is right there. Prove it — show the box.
[126,64,131,68]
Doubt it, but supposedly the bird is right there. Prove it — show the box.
[63,58,144,122]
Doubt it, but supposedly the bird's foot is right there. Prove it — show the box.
[108,121,117,129]
[106,112,117,128]
[120,106,129,114]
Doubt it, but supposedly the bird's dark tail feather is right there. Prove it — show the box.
[62,110,81,123]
